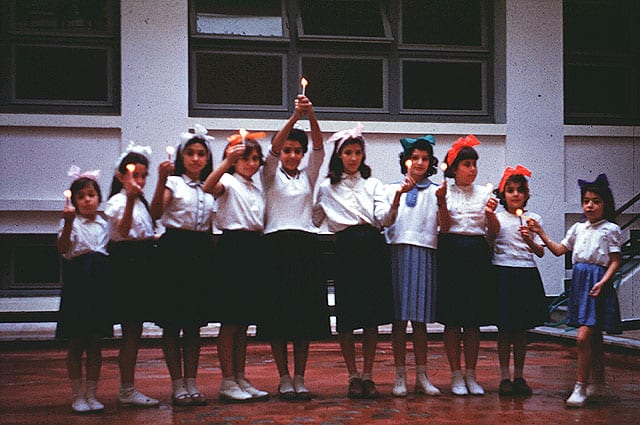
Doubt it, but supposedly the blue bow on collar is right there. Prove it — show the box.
[405,179,433,207]
[578,173,609,190]
[400,135,436,152]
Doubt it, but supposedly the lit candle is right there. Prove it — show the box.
[63,190,72,206]
[440,162,448,182]
[515,208,524,225]
[300,77,308,96]
[485,183,494,202]
[239,128,248,144]
[126,163,135,173]
[405,159,412,170]
[166,145,175,161]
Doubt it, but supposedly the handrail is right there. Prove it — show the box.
[614,192,640,231]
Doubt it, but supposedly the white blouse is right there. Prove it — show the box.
[384,180,439,249]
[215,172,264,232]
[492,209,542,268]
[58,215,109,260]
[561,219,622,268]
[104,192,155,241]
[313,172,398,233]
[262,148,324,234]
[444,183,492,236]
[162,175,215,232]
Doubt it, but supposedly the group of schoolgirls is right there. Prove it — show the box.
[57,94,622,413]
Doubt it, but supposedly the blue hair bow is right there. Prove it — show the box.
[400,135,436,152]
[578,173,609,190]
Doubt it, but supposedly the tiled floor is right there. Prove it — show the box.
[1,338,639,425]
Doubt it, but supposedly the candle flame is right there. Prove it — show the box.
[440,162,448,171]
[166,145,175,156]
[63,190,72,199]
[405,159,412,169]
[515,208,524,217]
[301,77,308,88]
[486,183,494,192]
[126,163,135,173]
[239,128,248,140]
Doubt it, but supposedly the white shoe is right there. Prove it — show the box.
[392,376,407,397]
[118,388,160,407]
[219,380,252,402]
[451,372,468,396]
[85,396,105,412]
[293,375,312,400]
[237,378,269,400]
[416,375,441,396]
[586,383,611,400]
[71,397,91,413]
[465,374,485,396]
[566,382,587,408]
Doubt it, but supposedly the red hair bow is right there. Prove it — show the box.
[445,134,480,165]
[498,165,532,193]
[227,131,266,146]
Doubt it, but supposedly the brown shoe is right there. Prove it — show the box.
[348,378,364,399]
[361,379,380,399]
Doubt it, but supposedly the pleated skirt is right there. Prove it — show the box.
[390,244,437,323]
[495,265,548,331]
[567,262,622,334]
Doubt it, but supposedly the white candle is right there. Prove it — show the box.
[485,183,494,202]
[63,190,72,206]
[300,77,308,96]
[166,145,175,161]
[239,128,248,144]
[405,159,412,171]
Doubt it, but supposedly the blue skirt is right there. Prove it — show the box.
[390,244,437,323]
[567,262,622,334]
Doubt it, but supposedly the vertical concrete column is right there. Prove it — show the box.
[505,0,565,294]
[120,0,189,190]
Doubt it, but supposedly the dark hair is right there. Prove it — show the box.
[399,139,439,177]
[581,184,616,223]
[287,128,309,153]
[495,174,529,209]
[69,177,102,209]
[109,152,150,198]
[328,137,371,184]
[222,138,265,174]
[444,146,479,178]
[174,136,213,181]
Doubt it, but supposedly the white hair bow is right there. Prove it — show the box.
[326,122,365,153]
[67,165,100,181]
[114,140,153,170]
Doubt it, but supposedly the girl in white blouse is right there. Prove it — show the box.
[57,171,111,413]
[313,125,411,399]
[105,145,159,407]
[203,133,269,402]
[435,135,499,397]
[150,127,215,406]
[528,174,622,408]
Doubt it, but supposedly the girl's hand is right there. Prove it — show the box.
[485,197,498,214]
[158,160,174,181]
[399,175,416,194]
[589,281,604,298]
[435,179,447,203]
[62,205,76,223]
[225,143,246,163]
[123,171,143,198]
[295,95,313,117]
[526,217,542,234]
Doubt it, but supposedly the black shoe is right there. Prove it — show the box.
[361,379,380,399]
[347,378,364,399]
[498,379,514,396]
[512,378,532,396]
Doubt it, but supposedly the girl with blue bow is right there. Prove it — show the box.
[384,135,443,397]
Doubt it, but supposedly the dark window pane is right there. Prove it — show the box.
[14,246,60,284]
[195,0,283,36]
[565,63,634,115]
[402,0,482,46]
[195,52,283,105]
[564,0,637,53]
[300,0,386,38]
[14,0,110,33]
[403,60,483,110]
[302,57,383,108]
[14,46,109,102]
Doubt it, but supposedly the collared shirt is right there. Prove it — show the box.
[561,219,622,267]
[492,209,543,267]
[384,179,439,249]
[104,192,155,241]
[162,175,215,232]
[215,172,264,232]
[445,183,492,236]
[58,215,109,260]
[262,148,324,234]
[313,172,398,233]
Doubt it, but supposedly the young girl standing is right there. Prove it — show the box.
[203,132,269,402]
[384,136,443,397]
[436,135,499,396]
[313,125,412,399]
[105,143,159,407]
[527,173,622,407]
[261,95,330,400]
[57,167,112,413]
[491,165,547,396]
[150,126,215,406]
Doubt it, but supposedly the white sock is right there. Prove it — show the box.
[185,378,198,394]
[501,367,510,381]
[172,379,187,396]
[120,382,134,393]
[416,365,426,377]
[71,378,83,398]
[85,380,98,398]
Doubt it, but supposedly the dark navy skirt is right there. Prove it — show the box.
[495,265,548,331]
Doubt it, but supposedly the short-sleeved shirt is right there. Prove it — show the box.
[161,175,215,232]
[384,179,439,249]
[215,172,264,232]
[561,219,622,267]
[58,215,109,260]
[492,209,542,267]
[104,192,155,241]
[444,183,492,236]
[313,172,397,233]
